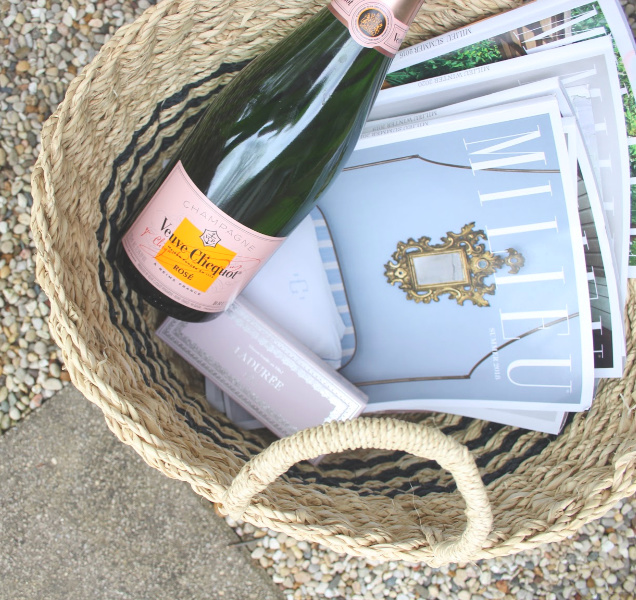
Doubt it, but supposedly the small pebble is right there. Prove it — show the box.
[41,378,63,392]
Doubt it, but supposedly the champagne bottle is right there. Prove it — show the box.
[118,0,425,322]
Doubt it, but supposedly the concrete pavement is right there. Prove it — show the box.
[0,386,285,600]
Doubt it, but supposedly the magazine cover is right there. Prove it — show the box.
[368,37,630,306]
[382,0,636,277]
[317,97,595,411]
[363,120,617,426]
[364,79,625,377]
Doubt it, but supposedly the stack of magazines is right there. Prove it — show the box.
[159,0,636,436]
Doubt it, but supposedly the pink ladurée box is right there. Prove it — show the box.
[156,298,367,440]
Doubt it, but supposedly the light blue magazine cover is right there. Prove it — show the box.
[317,96,595,412]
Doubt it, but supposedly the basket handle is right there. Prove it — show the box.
[222,417,492,563]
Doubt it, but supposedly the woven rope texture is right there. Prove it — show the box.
[30,0,636,564]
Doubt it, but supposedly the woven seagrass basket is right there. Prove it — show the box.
[30,0,636,565]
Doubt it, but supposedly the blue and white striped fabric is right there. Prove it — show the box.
[310,208,356,368]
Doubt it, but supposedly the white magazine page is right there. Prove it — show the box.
[563,118,626,376]
[577,130,627,373]
[362,77,573,137]
[566,84,601,182]
[368,402,569,435]
[318,97,595,412]
[369,38,630,310]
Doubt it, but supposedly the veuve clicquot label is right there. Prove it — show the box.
[328,0,409,57]
[122,161,284,313]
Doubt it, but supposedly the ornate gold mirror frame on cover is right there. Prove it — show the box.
[384,222,524,307]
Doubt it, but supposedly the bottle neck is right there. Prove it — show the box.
[384,0,426,28]
[328,0,425,57]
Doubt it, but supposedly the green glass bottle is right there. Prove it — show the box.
[118,0,425,322]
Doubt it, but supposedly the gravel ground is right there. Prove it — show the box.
[2,0,636,598]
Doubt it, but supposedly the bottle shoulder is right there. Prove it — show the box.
[177,16,389,212]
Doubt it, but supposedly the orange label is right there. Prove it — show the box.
[154,218,237,292]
